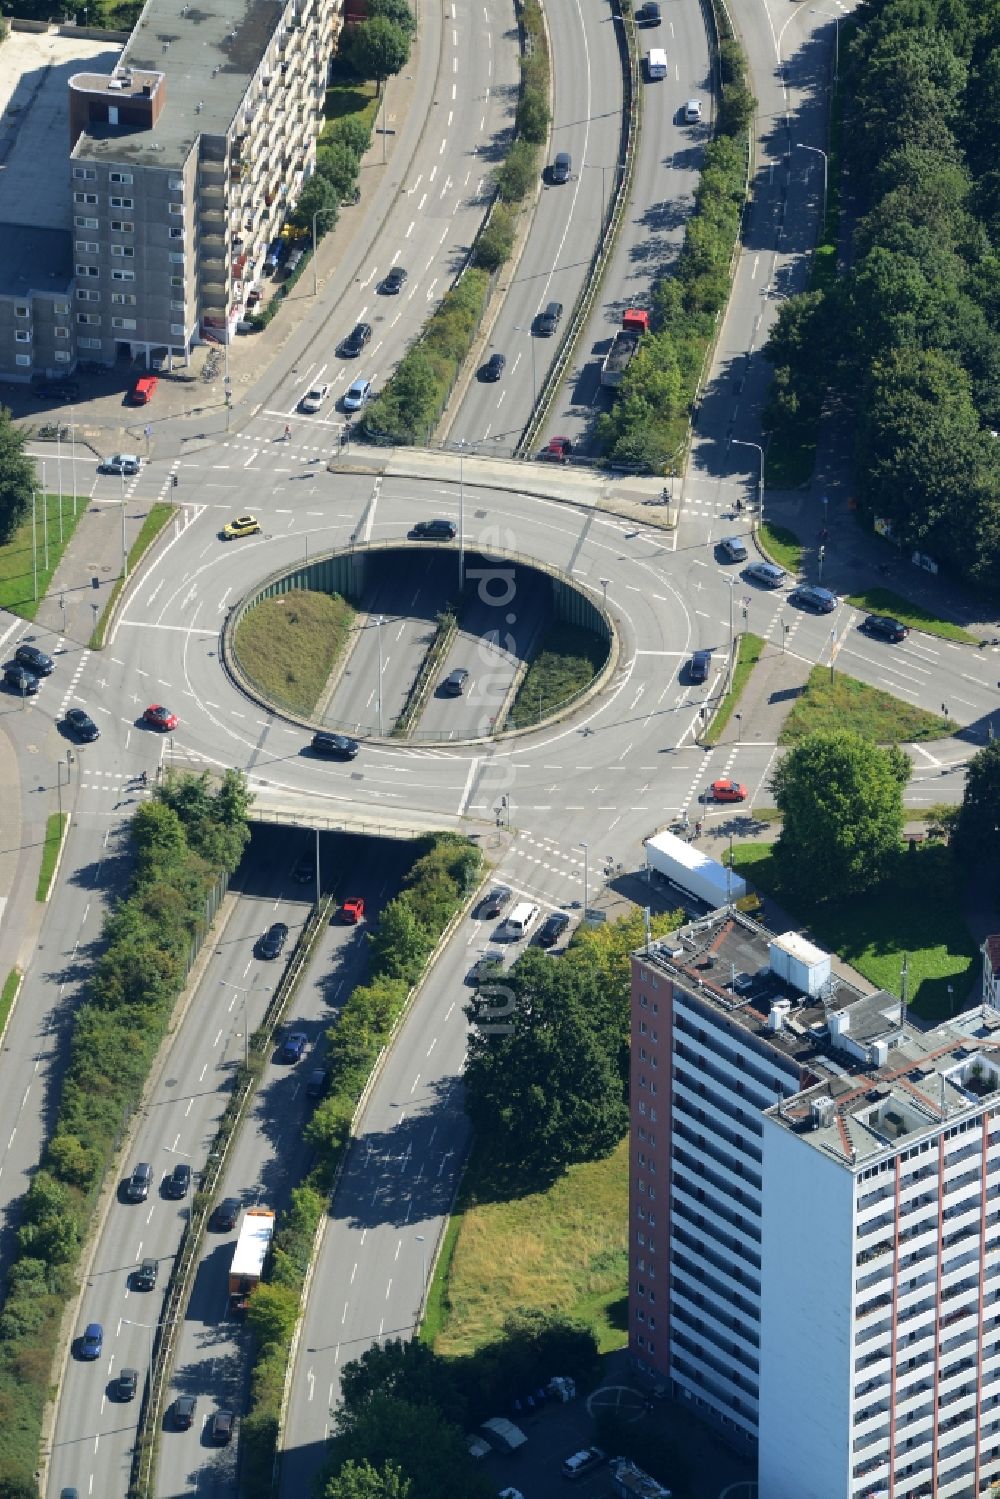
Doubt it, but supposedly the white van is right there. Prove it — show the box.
[504,902,540,941]
[646,48,667,79]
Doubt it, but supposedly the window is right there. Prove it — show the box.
[75,241,99,253]
[109,196,133,209]
[74,216,99,229]
[111,317,137,330]
[77,289,100,302]
[54,302,69,314]
[110,220,133,233]
[73,166,97,180]
[75,264,99,278]
[15,354,30,367]
[79,337,102,349]
[169,177,183,190]
[77,313,99,325]
[14,305,28,318]
[74,191,97,205]
[54,350,71,362]
[54,327,69,338]
[14,331,31,343]
[111,270,135,282]
[171,300,184,310]
[170,276,184,287]
[169,201,184,215]
[170,323,184,335]
[110,245,135,258]
[110,293,136,306]
[169,227,184,239]
[109,171,133,184]
[169,252,185,264]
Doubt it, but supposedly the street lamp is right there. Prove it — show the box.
[513,325,537,412]
[312,208,320,297]
[796,143,828,231]
[376,614,385,735]
[583,163,625,246]
[218,978,271,1067]
[580,841,589,920]
[735,712,743,742]
[732,438,765,534]
[120,1316,164,1392]
[600,577,609,611]
[120,467,128,581]
[810,6,840,78]
[415,1233,427,1291]
[456,441,467,592]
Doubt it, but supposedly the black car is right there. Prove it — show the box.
[482,352,506,381]
[535,301,563,336]
[551,151,572,184]
[165,1162,191,1198]
[65,708,99,742]
[211,1409,235,1444]
[15,643,54,676]
[311,731,359,759]
[118,1367,138,1401]
[410,518,457,540]
[78,359,108,375]
[4,663,38,694]
[258,922,289,960]
[380,266,407,294]
[790,585,837,614]
[173,1394,197,1430]
[480,884,512,919]
[537,910,571,948]
[636,0,661,21]
[126,1161,152,1202]
[689,648,712,684]
[213,1197,241,1232]
[37,380,79,400]
[442,667,469,696]
[341,321,372,356]
[861,614,908,643]
[134,1257,158,1290]
[293,854,314,884]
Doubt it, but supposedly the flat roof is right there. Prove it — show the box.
[74,0,286,168]
[0,224,73,299]
[230,1208,274,1276]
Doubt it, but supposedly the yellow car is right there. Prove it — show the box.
[221,514,261,540]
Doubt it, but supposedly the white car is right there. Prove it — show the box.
[683,99,702,122]
[299,383,330,413]
[342,377,372,412]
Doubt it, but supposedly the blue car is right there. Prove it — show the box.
[80,1322,103,1360]
[280,1031,307,1064]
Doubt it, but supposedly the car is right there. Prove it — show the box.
[790,584,838,614]
[482,352,506,381]
[258,921,289,960]
[341,321,372,356]
[79,1322,103,1360]
[342,377,372,411]
[285,247,304,273]
[689,648,712,684]
[743,560,786,589]
[380,266,408,294]
[213,1197,241,1232]
[222,514,262,540]
[293,854,314,884]
[280,1030,307,1063]
[211,1409,235,1444]
[38,379,80,399]
[118,1367,138,1401]
[861,614,908,643]
[719,536,748,562]
[143,703,178,730]
[265,239,286,273]
[480,884,512,919]
[537,910,571,948]
[59,1489,80,1499]
[64,708,99,742]
[173,1394,197,1429]
[78,359,108,374]
[409,518,456,540]
[711,777,748,802]
[551,151,572,183]
[126,1161,153,1202]
[468,948,504,984]
[539,436,572,463]
[306,1066,328,1098]
[165,1162,191,1198]
[98,453,141,476]
[636,0,661,21]
[134,1257,158,1290]
[15,643,53,676]
[498,1490,525,1499]
[300,382,330,413]
[311,730,360,759]
[442,667,469,696]
[4,663,38,694]
[536,301,563,336]
[129,374,158,405]
[683,98,703,122]
[562,1446,606,1480]
[341,897,365,924]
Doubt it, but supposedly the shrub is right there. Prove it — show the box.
[516,86,549,144]
[497,139,538,203]
[473,203,516,270]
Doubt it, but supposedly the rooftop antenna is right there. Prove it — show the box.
[643,907,651,954]
[901,952,909,1023]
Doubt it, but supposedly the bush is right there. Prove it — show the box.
[516,86,549,144]
[497,139,538,203]
[472,203,516,270]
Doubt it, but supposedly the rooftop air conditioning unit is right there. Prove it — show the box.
[811,1096,835,1128]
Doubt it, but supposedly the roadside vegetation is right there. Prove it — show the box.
[596,31,755,470]
[0,773,250,1497]
[702,631,764,746]
[780,667,951,745]
[758,522,802,575]
[234,589,356,716]
[764,0,1000,591]
[241,835,482,1499]
[843,587,977,644]
[0,410,88,619]
[35,812,68,902]
[0,970,21,1041]
[508,621,608,728]
[394,608,457,737]
[91,502,175,648]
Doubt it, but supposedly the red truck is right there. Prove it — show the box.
[601,309,650,388]
[130,374,158,405]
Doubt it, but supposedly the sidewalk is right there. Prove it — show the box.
[708,642,811,749]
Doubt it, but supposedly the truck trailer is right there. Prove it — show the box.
[228,1206,275,1315]
[644,830,747,908]
[611,1455,672,1498]
[601,309,650,387]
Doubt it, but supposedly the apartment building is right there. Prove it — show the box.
[630,911,1000,1499]
[53,0,333,374]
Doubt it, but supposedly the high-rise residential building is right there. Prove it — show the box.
[630,909,1000,1499]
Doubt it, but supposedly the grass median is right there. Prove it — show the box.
[0,492,89,621]
[703,632,764,747]
[0,970,21,1039]
[233,588,355,716]
[759,522,802,574]
[90,502,176,648]
[843,586,978,645]
[36,812,67,902]
[508,621,609,728]
[780,667,951,745]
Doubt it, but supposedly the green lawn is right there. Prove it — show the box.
[843,586,978,645]
[0,493,89,620]
[730,841,979,1021]
[508,621,609,728]
[321,80,379,139]
[91,503,176,647]
[233,588,356,715]
[703,631,764,746]
[0,970,21,1040]
[759,522,803,574]
[429,1139,629,1358]
[36,814,68,903]
[780,666,951,745]
[764,437,816,490]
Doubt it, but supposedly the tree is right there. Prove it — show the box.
[343,17,411,83]
[327,1394,493,1499]
[0,406,36,544]
[770,729,910,897]
[365,0,415,33]
[317,140,362,201]
[324,1462,411,1499]
[515,87,549,144]
[953,740,1000,875]
[368,896,433,982]
[292,173,339,238]
[340,1339,466,1427]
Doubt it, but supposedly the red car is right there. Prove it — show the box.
[144,703,178,731]
[538,436,572,464]
[130,374,158,405]
[341,897,365,924]
[710,778,747,803]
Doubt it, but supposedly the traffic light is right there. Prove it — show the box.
[171,474,179,488]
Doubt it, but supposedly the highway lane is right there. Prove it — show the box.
[46,835,315,1499]
[448,0,626,452]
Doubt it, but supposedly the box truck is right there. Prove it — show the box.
[601,309,650,388]
[646,48,667,79]
[644,830,746,908]
[228,1206,274,1315]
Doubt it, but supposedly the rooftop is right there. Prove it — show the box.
[0,224,73,300]
[73,0,287,168]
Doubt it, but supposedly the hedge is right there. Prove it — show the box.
[0,773,251,1494]
[239,834,481,1499]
